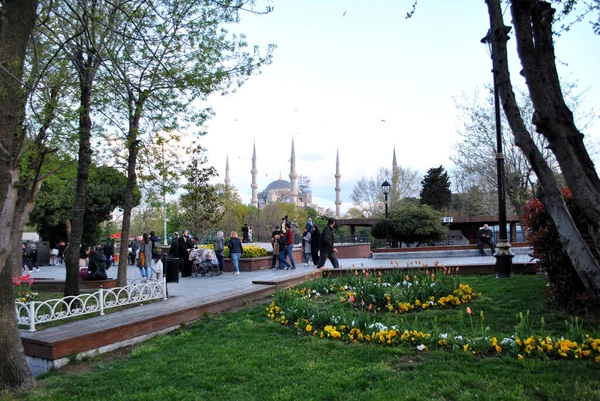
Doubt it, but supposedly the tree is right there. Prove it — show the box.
[179,147,221,238]
[351,166,420,217]
[95,0,273,286]
[451,84,595,217]
[420,166,452,212]
[0,0,41,392]
[485,0,600,299]
[372,202,448,246]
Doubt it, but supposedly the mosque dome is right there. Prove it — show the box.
[265,179,291,191]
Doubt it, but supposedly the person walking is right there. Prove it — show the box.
[57,241,66,265]
[311,225,320,265]
[227,231,243,275]
[50,244,59,266]
[316,217,340,269]
[477,224,496,256]
[29,244,40,271]
[302,227,312,266]
[270,225,283,268]
[22,244,32,271]
[275,234,290,270]
[242,223,249,243]
[130,238,140,265]
[284,222,296,269]
[214,230,225,273]
[138,233,153,279]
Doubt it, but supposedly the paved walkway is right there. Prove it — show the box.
[25,250,535,300]
[20,250,536,376]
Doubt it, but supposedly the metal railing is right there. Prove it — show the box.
[15,278,167,332]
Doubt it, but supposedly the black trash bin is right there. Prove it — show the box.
[164,256,180,283]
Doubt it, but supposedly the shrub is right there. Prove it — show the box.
[522,188,594,312]
[200,244,267,258]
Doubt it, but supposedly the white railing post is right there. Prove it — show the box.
[99,286,105,316]
[29,301,36,332]
[163,277,167,300]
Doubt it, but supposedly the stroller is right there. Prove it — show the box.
[190,248,221,277]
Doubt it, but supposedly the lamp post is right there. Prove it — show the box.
[381,180,391,248]
[481,29,514,278]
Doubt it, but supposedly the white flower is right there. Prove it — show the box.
[454,335,463,340]
[368,322,388,332]
[500,337,515,346]
[417,344,426,351]
[440,333,448,339]
[429,301,434,305]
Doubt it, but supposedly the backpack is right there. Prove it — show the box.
[152,241,162,257]
[214,238,224,253]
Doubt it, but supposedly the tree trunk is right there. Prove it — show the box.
[0,265,35,391]
[486,0,600,299]
[0,0,40,392]
[64,72,94,297]
[116,92,146,287]
[510,0,600,254]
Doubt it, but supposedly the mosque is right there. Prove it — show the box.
[224,139,342,217]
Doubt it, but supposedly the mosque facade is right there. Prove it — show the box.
[224,139,342,217]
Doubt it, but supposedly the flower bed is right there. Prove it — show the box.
[267,266,600,363]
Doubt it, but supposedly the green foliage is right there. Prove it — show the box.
[420,165,452,211]
[372,202,448,246]
[179,147,221,237]
[521,188,594,312]
[30,159,136,245]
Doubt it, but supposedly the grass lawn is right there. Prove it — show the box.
[5,274,600,401]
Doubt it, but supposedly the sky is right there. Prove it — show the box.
[196,0,600,214]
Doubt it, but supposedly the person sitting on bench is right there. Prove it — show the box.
[477,224,495,256]
[86,250,108,280]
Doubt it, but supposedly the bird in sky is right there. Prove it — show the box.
[381,119,386,123]
[343,10,347,17]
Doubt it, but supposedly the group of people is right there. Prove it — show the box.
[271,216,339,270]
[78,241,115,281]
[21,243,40,272]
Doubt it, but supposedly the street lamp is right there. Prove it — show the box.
[381,180,391,248]
[481,29,514,278]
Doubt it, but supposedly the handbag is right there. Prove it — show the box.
[139,252,145,266]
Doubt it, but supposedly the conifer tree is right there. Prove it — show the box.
[420,166,452,212]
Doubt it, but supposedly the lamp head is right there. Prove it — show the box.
[381,180,391,195]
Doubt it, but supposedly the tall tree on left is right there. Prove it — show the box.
[0,0,41,392]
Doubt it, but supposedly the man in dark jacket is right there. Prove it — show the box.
[477,224,495,256]
[317,217,339,269]
[178,230,194,276]
[311,225,320,265]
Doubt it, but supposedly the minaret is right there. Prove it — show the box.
[390,145,400,205]
[251,141,258,208]
[335,149,342,218]
[289,139,298,205]
[225,154,231,188]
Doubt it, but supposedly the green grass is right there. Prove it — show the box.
[6,275,600,401]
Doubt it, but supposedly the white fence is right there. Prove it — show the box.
[15,278,167,332]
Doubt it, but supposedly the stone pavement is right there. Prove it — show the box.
[24,249,535,300]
